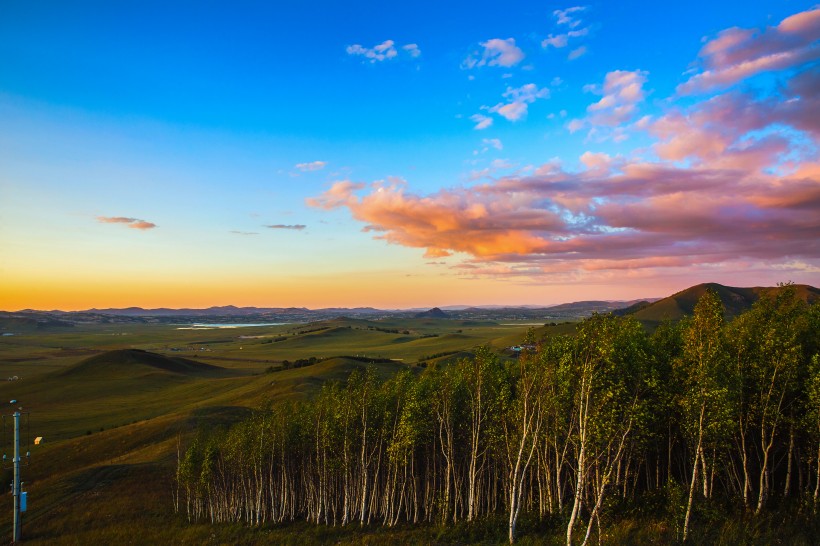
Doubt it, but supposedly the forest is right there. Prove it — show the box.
[174,286,820,544]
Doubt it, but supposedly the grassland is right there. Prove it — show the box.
[0,316,542,543]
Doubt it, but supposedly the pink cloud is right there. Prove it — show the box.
[97,216,157,230]
[650,84,817,173]
[579,151,612,172]
[308,159,819,271]
[678,7,820,94]
[586,70,648,126]
[97,216,138,224]
[266,224,306,230]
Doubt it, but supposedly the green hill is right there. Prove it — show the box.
[59,349,225,379]
[630,283,819,325]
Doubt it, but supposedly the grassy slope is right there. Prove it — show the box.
[631,283,820,326]
[0,319,535,543]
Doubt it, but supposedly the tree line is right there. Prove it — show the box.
[174,286,819,544]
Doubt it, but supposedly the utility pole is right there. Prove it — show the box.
[12,408,20,543]
[4,401,29,544]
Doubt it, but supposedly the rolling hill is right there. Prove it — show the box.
[59,349,226,379]
[628,283,819,325]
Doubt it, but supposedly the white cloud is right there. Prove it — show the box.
[482,138,503,150]
[554,6,586,28]
[402,43,421,58]
[489,83,549,122]
[471,113,494,130]
[347,40,421,63]
[463,38,525,69]
[542,6,591,53]
[568,46,587,60]
[565,70,649,141]
[566,119,585,133]
[295,161,327,172]
[542,35,568,48]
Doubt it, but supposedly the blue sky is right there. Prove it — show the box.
[1,1,818,309]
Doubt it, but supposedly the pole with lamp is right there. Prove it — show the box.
[4,400,31,544]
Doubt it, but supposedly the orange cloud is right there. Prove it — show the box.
[305,180,366,209]
[128,221,157,230]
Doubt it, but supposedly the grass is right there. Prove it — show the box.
[0,317,585,543]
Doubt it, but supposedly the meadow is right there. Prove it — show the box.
[0,316,539,543]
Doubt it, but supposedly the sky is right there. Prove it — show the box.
[1,1,818,310]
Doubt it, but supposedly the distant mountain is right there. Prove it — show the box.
[3,286,814,330]
[628,283,819,324]
[414,307,450,319]
[0,315,74,332]
[83,305,310,317]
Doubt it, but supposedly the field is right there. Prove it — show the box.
[0,317,539,543]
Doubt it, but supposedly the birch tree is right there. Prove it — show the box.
[677,289,732,542]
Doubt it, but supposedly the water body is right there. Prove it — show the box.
[176,323,288,330]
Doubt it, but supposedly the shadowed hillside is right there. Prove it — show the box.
[59,349,225,378]
[629,283,819,325]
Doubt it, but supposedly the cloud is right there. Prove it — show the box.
[586,70,648,125]
[265,224,306,230]
[97,216,157,230]
[97,216,138,224]
[568,46,587,60]
[463,38,525,69]
[579,151,612,172]
[542,6,591,53]
[470,113,493,130]
[487,83,549,122]
[678,7,820,94]
[309,58,819,280]
[482,138,503,150]
[230,231,259,236]
[403,44,421,58]
[305,180,367,209]
[542,34,568,48]
[308,163,819,277]
[554,6,586,28]
[294,161,327,172]
[346,40,421,63]
[469,158,517,181]
[128,221,157,230]
[567,70,648,139]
